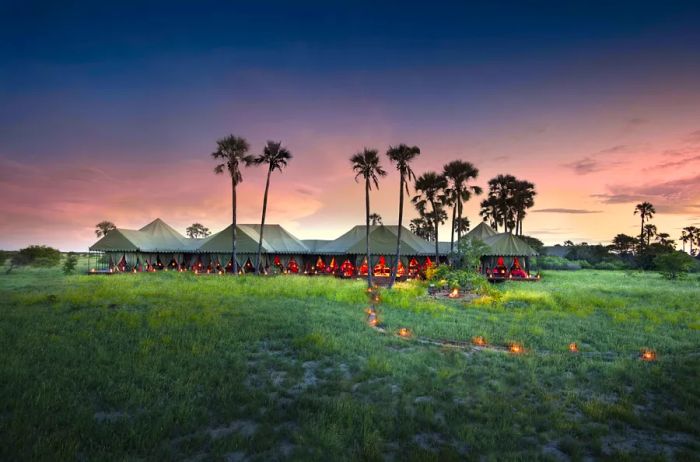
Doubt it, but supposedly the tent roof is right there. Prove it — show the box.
[438,241,452,255]
[89,229,140,251]
[138,218,189,250]
[194,224,309,254]
[465,221,497,241]
[317,225,434,255]
[239,224,309,254]
[302,239,332,252]
[481,233,538,257]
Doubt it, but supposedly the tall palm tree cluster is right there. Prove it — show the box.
[211,135,292,275]
[478,174,537,235]
[681,226,700,255]
[349,144,535,288]
[209,134,538,286]
[618,202,698,256]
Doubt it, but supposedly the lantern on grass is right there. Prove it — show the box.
[448,287,459,298]
[472,336,487,347]
[398,327,412,338]
[568,342,579,353]
[508,342,524,354]
[368,312,378,327]
[640,348,656,362]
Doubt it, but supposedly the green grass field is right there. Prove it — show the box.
[1,264,699,461]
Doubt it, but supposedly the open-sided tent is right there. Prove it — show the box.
[317,225,434,274]
[480,232,538,277]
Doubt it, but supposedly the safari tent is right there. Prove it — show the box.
[315,225,437,278]
[479,233,538,279]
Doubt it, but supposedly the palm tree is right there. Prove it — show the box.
[413,172,448,263]
[655,232,675,249]
[479,196,500,231]
[212,135,254,275]
[643,223,657,247]
[351,148,387,287]
[369,213,383,225]
[482,174,519,232]
[386,144,420,288]
[683,226,699,255]
[252,141,293,275]
[633,202,655,249]
[443,161,482,253]
[680,229,690,252]
[513,179,536,235]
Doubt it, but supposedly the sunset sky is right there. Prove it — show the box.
[1,1,700,250]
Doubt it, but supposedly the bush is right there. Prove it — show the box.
[63,253,78,275]
[427,265,492,295]
[536,255,581,270]
[654,252,695,279]
[5,245,61,273]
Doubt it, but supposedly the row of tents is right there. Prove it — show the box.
[89,219,538,279]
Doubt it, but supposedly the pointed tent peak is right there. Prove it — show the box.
[89,229,140,252]
[139,218,184,236]
[481,233,538,257]
[195,224,273,253]
[238,224,309,253]
[466,221,497,241]
[318,224,433,255]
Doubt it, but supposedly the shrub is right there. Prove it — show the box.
[5,246,61,274]
[654,251,695,279]
[63,253,78,275]
[536,255,581,270]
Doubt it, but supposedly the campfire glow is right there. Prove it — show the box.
[398,327,411,338]
[640,348,657,362]
[472,336,487,346]
[448,288,459,298]
[508,342,524,354]
[568,342,578,353]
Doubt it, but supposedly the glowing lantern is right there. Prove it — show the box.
[368,313,378,327]
[568,342,579,353]
[398,327,411,338]
[508,342,524,354]
[472,336,487,347]
[640,349,656,362]
[448,287,459,298]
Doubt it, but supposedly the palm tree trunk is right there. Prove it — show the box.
[232,178,238,275]
[449,203,456,255]
[255,167,272,275]
[640,218,645,249]
[365,177,373,288]
[433,200,440,264]
[456,198,462,245]
[389,175,404,288]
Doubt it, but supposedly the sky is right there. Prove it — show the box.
[1,0,700,250]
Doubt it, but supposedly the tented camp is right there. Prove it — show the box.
[479,232,539,280]
[89,218,540,281]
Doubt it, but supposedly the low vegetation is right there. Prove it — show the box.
[1,262,699,460]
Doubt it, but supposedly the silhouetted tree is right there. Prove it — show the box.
[351,148,387,287]
[634,202,655,249]
[386,144,420,288]
[186,223,211,238]
[413,172,448,263]
[442,160,482,252]
[212,135,254,275]
[369,213,383,225]
[95,221,116,238]
[252,141,293,275]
